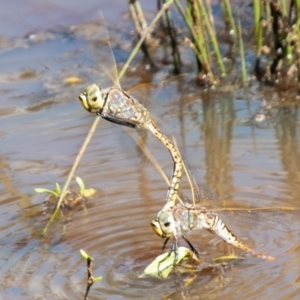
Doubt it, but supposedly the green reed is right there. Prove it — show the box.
[220,0,237,39]
[130,0,243,85]
[237,17,247,85]
[162,0,181,74]
[253,0,263,58]
[253,0,300,86]
[126,0,300,90]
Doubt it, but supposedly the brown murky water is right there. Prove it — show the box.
[1,1,300,299]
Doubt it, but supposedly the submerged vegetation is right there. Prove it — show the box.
[140,246,200,279]
[35,177,96,210]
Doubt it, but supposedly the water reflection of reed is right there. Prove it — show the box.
[185,91,236,201]
[203,93,234,200]
[157,87,237,203]
[275,105,300,201]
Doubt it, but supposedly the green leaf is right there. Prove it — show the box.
[34,188,59,198]
[80,249,93,261]
[81,188,96,198]
[94,276,102,282]
[76,177,85,194]
[55,183,61,195]
[139,247,191,279]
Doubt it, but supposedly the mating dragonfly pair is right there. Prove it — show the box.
[79,77,300,263]
[77,24,300,265]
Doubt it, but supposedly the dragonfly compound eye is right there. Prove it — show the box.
[164,222,171,227]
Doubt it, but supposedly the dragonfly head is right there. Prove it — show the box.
[79,84,104,113]
[151,211,175,239]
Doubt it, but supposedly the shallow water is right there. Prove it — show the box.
[1,1,300,300]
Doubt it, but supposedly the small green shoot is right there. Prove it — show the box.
[75,176,96,197]
[80,249,102,300]
[93,276,102,282]
[139,247,195,279]
[80,249,94,261]
[34,182,62,198]
[35,177,96,199]
[55,182,61,195]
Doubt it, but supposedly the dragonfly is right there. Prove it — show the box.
[78,27,182,213]
[150,158,300,264]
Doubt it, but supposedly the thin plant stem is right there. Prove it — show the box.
[132,0,148,29]
[198,0,226,75]
[254,0,263,58]
[280,0,287,17]
[237,17,247,85]
[175,0,206,64]
[222,0,237,38]
[205,0,214,26]
[162,0,182,74]
[129,1,143,33]
[119,0,174,80]
[265,1,271,34]
[253,0,260,50]
[128,0,155,66]
[174,0,215,82]
[194,0,210,66]
[41,117,100,237]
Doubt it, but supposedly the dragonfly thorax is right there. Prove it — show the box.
[79,83,104,113]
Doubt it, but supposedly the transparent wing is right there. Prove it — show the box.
[176,159,300,233]
[80,12,120,88]
[96,12,120,87]
[176,159,220,208]
[215,207,300,233]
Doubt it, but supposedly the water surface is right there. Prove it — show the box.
[1,1,300,299]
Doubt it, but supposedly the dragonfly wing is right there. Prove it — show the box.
[177,167,221,208]
[164,152,221,209]
[215,208,300,233]
[85,13,120,88]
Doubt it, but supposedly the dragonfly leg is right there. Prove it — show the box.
[182,235,199,255]
[171,237,178,263]
[157,236,179,277]
[162,237,170,252]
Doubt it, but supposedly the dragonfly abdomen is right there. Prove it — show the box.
[199,212,274,260]
[208,213,252,252]
[146,119,183,212]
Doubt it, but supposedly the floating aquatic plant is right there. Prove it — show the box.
[34,176,96,198]
[139,247,199,279]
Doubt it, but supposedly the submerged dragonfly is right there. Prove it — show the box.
[151,164,300,261]
[78,33,182,213]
